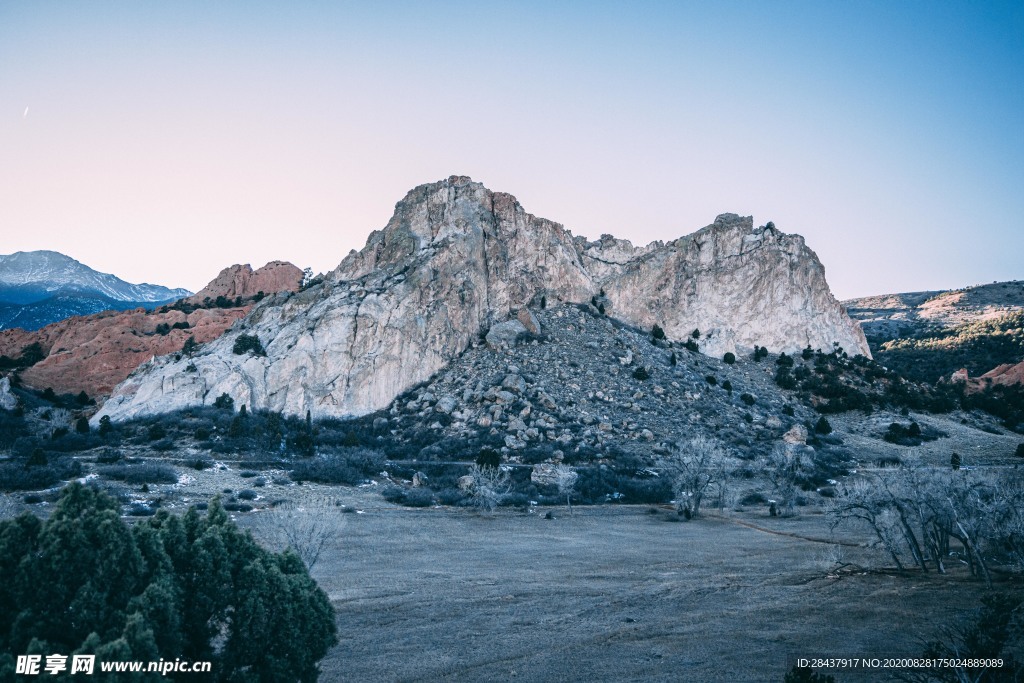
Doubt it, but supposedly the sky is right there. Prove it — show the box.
[1,1,1021,299]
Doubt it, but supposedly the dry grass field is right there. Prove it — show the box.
[275,501,1018,683]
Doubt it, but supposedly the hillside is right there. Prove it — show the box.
[0,250,192,330]
[845,282,1024,385]
[844,280,1024,346]
[0,261,302,398]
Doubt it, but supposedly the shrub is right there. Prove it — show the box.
[233,334,266,356]
[476,448,501,469]
[705,375,717,386]
[683,339,699,353]
[814,417,832,435]
[289,448,385,485]
[721,380,733,393]
[237,489,258,501]
[723,352,735,365]
[651,324,666,340]
[740,393,756,406]
[214,393,235,411]
[633,366,651,381]
[1017,443,1024,458]
[776,353,794,368]
[402,488,435,507]
[0,458,82,491]
[98,463,179,485]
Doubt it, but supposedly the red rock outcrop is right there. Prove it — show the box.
[0,307,249,398]
[0,261,302,400]
[187,261,303,304]
[950,362,1024,393]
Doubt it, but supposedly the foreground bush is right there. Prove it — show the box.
[0,484,337,681]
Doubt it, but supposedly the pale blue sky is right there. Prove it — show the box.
[1,1,1021,298]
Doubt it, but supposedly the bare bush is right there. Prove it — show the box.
[465,464,512,514]
[251,498,342,572]
[657,435,733,519]
[759,443,815,515]
[830,465,1024,583]
[552,463,578,516]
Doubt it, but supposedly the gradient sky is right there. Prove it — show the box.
[1,1,1021,299]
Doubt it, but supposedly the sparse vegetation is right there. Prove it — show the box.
[233,333,267,356]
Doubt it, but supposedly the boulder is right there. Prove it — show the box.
[486,320,528,350]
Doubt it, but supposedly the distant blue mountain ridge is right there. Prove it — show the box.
[0,251,191,331]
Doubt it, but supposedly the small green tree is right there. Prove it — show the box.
[214,393,234,411]
[814,417,832,435]
[233,334,266,356]
[651,324,666,340]
[723,352,735,365]
[98,415,112,437]
[951,452,961,470]
[74,416,89,434]
[182,335,198,358]
[476,448,501,469]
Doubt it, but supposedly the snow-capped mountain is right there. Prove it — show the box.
[0,251,190,304]
[0,251,191,330]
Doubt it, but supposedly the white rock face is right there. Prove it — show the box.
[96,176,868,422]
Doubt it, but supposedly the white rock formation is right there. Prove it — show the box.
[96,176,868,422]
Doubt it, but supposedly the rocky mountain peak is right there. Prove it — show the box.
[96,176,868,423]
[187,261,303,304]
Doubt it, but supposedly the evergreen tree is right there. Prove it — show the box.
[0,485,337,682]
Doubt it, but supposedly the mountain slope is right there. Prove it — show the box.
[844,281,1024,384]
[0,251,191,330]
[0,261,302,398]
[844,280,1024,346]
[96,176,868,422]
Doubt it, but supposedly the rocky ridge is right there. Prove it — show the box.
[844,280,1024,344]
[96,176,868,423]
[0,262,302,399]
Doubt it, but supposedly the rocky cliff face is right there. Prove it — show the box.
[96,176,868,422]
[187,261,303,304]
